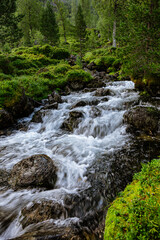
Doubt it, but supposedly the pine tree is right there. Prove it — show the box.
[0,0,22,46]
[40,2,59,45]
[53,0,68,42]
[75,4,86,56]
[17,0,42,46]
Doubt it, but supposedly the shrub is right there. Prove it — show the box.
[0,80,22,108]
[54,63,70,74]
[30,45,70,60]
[104,158,160,240]
[83,52,94,63]
[0,73,12,81]
[94,56,116,67]
[0,55,15,74]
[65,69,93,83]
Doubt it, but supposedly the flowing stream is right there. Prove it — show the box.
[0,80,139,239]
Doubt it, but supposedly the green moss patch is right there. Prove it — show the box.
[104,158,160,240]
[65,69,93,83]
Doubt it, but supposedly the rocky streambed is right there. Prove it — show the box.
[0,78,159,240]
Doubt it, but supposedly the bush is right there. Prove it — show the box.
[0,73,12,81]
[104,158,160,240]
[0,80,22,108]
[65,69,93,83]
[0,55,15,74]
[54,63,70,74]
[94,56,116,67]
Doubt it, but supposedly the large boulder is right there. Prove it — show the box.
[7,91,35,119]
[8,154,57,190]
[20,200,66,228]
[0,109,14,129]
[124,106,160,135]
[61,111,84,132]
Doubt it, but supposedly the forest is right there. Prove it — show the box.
[0,0,160,239]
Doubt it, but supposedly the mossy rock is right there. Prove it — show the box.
[124,106,160,136]
[104,158,160,240]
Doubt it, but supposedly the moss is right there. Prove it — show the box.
[65,69,93,83]
[0,80,22,108]
[104,158,160,240]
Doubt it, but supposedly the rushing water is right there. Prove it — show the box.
[0,81,139,239]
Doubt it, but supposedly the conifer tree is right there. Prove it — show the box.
[0,0,22,46]
[17,0,42,46]
[40,2,59,45]
[75,4,86,56]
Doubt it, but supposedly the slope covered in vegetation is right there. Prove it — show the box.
[104,158,160,240]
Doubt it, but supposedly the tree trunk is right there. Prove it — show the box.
[112,19,116,48]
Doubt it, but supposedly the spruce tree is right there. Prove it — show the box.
[0,0,22,46]
[40,2,59,45]
[75,4,86,56]
[17,0,42,46]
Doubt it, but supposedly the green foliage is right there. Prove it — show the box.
[29,45,70,60]
[104,158,160,240]
[0,55,15,74]
[0,0,22,46]
[0,79,22,108]
[40,2,59,45]
[65,69,92,83]
[75,4,87,56]
[54,63,71,74]
[0,73,12,81]
[17,0,42,46]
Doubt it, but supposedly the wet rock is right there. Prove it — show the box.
[87,62,97,71]
[124,106,160,135]
[68,54,76,66]
[71,100,99,109]
[7,92,35,119]
[8,154,57,190]
[10,226,91,240]
[82,88,97,93]
[43,103,58,110]
[94,88,114,97]
[0,109,15,130]
[0,207,17,234]
[86,79,105,88]
[48,91,62,104]
[61,111,84,132]
[21,200,66,228]
[69,81,85,91]
[31,110,44,123]
[0,169,10,188]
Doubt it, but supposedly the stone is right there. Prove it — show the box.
[69,81,85,90]
[0,109,14,129]
[43,103,58,110]
[8,154,57,190]
[124,106,160,136]
[48,91,62,104]
[94,88,114,97]
[71,100,99,109]
[61,111,84,132]
[21,200,66,228]
[0,169,10,188]
[31,110,44,123]
[7,92,35,119]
